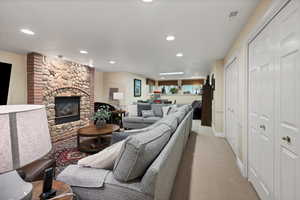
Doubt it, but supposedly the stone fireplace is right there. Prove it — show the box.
[27,53,95,142]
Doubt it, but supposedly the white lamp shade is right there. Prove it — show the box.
[0,105,52,174]
[113,92,124,100]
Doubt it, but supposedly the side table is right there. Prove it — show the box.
[112,109,126,128]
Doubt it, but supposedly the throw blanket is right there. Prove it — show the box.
[57,165,109,188]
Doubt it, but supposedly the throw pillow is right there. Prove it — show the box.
[142,110,155,118]
[162,106,171,117]
[167,105,177,115]
[169,106,178,114]
[113,124,172,182]
[78,140,125,169]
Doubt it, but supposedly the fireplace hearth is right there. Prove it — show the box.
[55,96,80,125]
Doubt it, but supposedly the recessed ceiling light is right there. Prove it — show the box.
[80,50,88,54]
[160,72,184,76]
[109,61,116,64]
[20,29,35,35]
[142,0,153,3]
[176,53,183,57]
[166,35,175,41]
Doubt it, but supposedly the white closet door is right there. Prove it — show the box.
[275,1,300,199]
[225,58,239,156]
[249,1,300,200]
[248,11,276,200]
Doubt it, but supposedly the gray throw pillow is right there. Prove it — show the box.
[151,104,166,117]
[142,110,155,118]
[156,114,178,133]
[169,106,178,114]
[173,110,186,123]
[137,103,152,117]
[113,124,172,182]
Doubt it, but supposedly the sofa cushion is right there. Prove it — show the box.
[162,106,171,117]
[113,124,172,182]
[78,140,125,169]
[123,116,144,123]
[111,128,152,145]
[57,165,110,188]
[137,103,151,117]
[176,106,188,115]
[142,110,155,118]
[143,116,161,124]
[111,131,131,145]
[173,110,186,123]
[151,104,166,117]
[168,106,178,114]
[156,115,178,133]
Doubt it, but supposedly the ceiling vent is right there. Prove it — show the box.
[229,11,239,18]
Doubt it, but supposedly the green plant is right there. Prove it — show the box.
[92,106,112,121]
[170,87,178,94]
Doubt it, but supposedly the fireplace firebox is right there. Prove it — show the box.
[55,96,80,125]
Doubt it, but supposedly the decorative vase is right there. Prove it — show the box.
[96,119,106,129]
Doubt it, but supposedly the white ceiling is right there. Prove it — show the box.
[0,0,259,79]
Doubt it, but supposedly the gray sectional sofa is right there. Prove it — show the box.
[122,103,170,129]
[57,105,193,200]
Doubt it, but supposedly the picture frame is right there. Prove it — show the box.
[134,79,142,97]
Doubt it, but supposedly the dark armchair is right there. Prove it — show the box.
[17,158,56,182]
[192,100,202,120]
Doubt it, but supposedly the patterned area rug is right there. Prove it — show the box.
[50,136,111,175]
[50,137,88,175]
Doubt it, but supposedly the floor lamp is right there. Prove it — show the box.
[0,105,52,200]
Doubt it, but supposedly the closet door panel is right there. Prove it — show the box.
[277,1,300,199]
[249,15,275,200]
[279,147,299,200]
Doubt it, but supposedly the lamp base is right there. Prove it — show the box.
[0,170,32,200]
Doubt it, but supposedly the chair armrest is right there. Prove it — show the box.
[17,158,56,182]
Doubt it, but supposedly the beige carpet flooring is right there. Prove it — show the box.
[171,121,260,200]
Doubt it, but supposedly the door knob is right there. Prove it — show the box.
[282,136,291,144]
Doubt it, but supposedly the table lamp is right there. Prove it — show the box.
[113,92,124,109]
[0,105,52,200]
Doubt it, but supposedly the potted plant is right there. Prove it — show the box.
[92,106,112,129]
[170,87,178,94]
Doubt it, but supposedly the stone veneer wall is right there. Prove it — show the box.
[27,53,95,142]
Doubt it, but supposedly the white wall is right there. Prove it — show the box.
[211,59,224,134]
[0,51,27,105]
[94,70,105,102]
[102,72,149,107]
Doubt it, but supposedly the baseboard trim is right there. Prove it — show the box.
[236,157,246,177]
[212,125,225,137]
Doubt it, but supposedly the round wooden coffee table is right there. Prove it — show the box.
[31,180,73,200]
[77,124,120,153]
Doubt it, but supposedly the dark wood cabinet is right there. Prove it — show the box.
[201,76,213,127]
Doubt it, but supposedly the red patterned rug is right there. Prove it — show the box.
[55,148,87,169]
[49,137,88,175]
[49,136,110,175]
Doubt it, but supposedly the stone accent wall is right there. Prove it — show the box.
[27,53,95,142]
